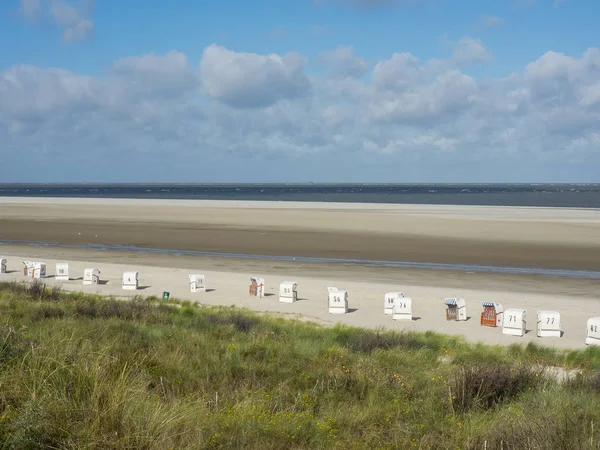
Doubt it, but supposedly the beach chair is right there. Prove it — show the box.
[445,298,467,321]
[481,302,503,327]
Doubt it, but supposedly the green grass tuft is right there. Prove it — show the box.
[0,280,600,449]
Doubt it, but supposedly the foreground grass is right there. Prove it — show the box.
[1,281,600,448]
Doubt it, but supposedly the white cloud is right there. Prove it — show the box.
[19,0,94,42]
[452,37,491,65]
[110,51,199,99]
[1,42,599,182]
[50,0,94,41]
[319,46,369,79]
[579,81,600,107]
[199,44,311,108]
[371,52,425,91]
[369,69,478,124]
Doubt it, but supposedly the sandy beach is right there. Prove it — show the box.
[1,197,600,349]
[1,198,600,271]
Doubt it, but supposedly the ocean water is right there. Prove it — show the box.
[1,183,600,208]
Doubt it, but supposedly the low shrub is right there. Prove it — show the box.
[205,311,261,332]
[0,280,62,302]
[450,363,544,413]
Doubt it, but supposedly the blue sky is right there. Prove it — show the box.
[1,0,599,182]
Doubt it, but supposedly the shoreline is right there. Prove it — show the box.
[3,239,600,280]
[2,244,600,299]
[1,195,600,212]
[1,249,598,350]
[1,197,600,271]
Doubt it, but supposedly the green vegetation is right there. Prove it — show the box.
[1,280,600,449]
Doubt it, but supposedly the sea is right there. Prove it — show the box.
[1,183,600,208]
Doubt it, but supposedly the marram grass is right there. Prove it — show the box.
[0,280,600,449]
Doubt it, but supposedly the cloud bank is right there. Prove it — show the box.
[1,38,599,182]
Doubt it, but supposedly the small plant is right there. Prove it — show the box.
[337,329,428,353]
[33,305,65,320]
[28,280,62,302]
[0,280,63,302]
[450,363,544,413]
[205,311,260,332]
[0,326,30,364]
[73,297,152,320]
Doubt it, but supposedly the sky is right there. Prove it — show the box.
[0,0,599,183]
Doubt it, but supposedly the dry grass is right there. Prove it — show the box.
[1,281,600,449]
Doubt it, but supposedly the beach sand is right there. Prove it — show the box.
[1,197,599,349]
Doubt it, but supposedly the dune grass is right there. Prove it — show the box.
[1,280,600,449]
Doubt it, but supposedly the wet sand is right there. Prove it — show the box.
[1,198,600,271]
